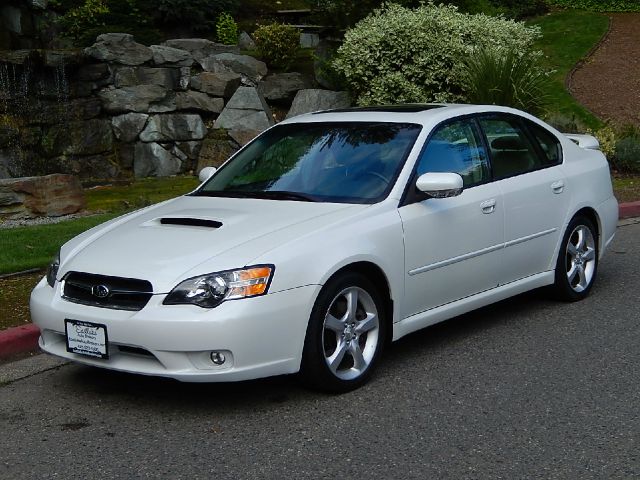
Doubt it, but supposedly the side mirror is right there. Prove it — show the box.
[416,172,463,198]
[198,166,217,183]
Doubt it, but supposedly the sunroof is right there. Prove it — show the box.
[314,104,446,114]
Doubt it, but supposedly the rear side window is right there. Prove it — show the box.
[526,120,563,166]
[416,119,490,187]
[479,117,542,179]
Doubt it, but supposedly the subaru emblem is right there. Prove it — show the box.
[92,285,110,298]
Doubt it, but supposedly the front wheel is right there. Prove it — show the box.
[300,272,387,393]
[551,215,598,302]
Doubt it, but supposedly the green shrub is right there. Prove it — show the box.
[546,0,640,12]
[543,113,587,134]
[155,0,238,33]
[461,47,550,115]
[587,125,617,160]
[253,23,300,69]
[57,0,109,41]
[333,3,541,106]
[216,12,238,45]
[614,136,640,173]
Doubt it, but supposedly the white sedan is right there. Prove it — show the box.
[31,105,618,392]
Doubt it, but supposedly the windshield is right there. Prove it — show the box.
[195,122,422,204]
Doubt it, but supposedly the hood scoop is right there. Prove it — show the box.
[159,217,223,229]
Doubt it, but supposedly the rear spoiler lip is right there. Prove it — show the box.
[564,133,600,150]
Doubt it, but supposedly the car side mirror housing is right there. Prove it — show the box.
[198,166,217,183]
[416,172,464,198]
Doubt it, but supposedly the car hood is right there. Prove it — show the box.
[59,195,365,293]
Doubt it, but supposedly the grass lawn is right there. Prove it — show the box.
[529,10,610,129]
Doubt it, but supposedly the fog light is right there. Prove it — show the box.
[210,351,226,365]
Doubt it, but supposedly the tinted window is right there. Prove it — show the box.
[416,119,490,187]
[479,117,541,179]
[196,122,422,204]
[527,121,562,166]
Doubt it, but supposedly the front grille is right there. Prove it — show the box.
[63,272,153,311]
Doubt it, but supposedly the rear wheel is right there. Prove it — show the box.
[552,215,598,301]
[300,272,387,393]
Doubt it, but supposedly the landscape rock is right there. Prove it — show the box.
[175,91,224,113]
[147,91,177,113]
[0,174,85,218]
[287,89,351,118]
[228,129,260,147]
[196,137,238,172]
[115,143,135,169]
[38,97,102,124]
[85,33,153,66]
[111,113,149,142]
[150,45,193,67]
[238,32,256,50]
[206,53,268,82]
[214,87,274,131]
[114,67,179,89]
[175,141,202,160]
[98,85,168,113]
[0,49,34,65]
[43,119,113,157]
[139,114,206,142]
[134,142,183,177]
[259,72,313,104]
[77,63,110,82]
[162,39,240,62]
[190,72,241,98]
[42,50,84,68]
[57,152,120,180]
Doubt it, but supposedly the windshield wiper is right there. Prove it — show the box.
[193,190,317,202]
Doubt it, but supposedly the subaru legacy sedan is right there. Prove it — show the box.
[31,104,618,392]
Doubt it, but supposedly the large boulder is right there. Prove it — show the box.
[111,113,149,142]
[175,92,224,113]
[259,72,313,104]
[214,87,274,131]
[238,32,256,50]
[286,89,351,118]
[98,85,168,113]
[38,97,102,125]
[139,114,206,142]
[203,53,268,82]
[114,67,179,89]
[150,45,193,67]
[84,33,153,66]
[0,174,85,218]
[134,142,183,177]
[190,72,241,98]
[57,152,120,180]
[43,119,113,157]
[162,39,240,62]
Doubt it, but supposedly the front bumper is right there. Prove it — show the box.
[30,277,321,382]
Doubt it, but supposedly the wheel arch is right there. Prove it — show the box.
[323,261,395,346]
[572,206,602,253]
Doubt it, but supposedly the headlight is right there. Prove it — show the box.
[163,265,274,308]
[46,251,60,288]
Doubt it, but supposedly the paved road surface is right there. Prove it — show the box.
[1,222,639,479]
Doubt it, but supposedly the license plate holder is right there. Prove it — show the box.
[65,319,109,359]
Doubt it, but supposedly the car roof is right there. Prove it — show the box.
[280,104,536,127]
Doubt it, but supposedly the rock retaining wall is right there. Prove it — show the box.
[0,33,351,181]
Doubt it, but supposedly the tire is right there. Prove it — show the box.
[551,215,599,302]
[300,272,387,393]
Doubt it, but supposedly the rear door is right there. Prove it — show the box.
[478,114,569,285]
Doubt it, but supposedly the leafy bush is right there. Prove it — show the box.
[613,136,640,173]
[155,0,238,33]
[587,125,617,160]
[57,0,109,41]
[546,0,640,12]
[461,47,550,115]
[542,113,587,134]
[216,12,238,45]
[333,3,541,106]
[253,23,300,69]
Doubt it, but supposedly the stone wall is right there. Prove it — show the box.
[0,0,49,50]
[0,33,351,181]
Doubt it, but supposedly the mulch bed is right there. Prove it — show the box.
[569,13,640,127]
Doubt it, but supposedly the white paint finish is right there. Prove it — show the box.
[399,182,504,318]
[30,104,619,383]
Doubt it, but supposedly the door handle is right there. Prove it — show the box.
[551,180,565,194]
[480,199,496,214]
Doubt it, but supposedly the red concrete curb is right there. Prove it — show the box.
[0,324,40,359]
[619,200,640,220]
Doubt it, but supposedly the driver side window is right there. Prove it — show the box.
[417,119,490,187]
